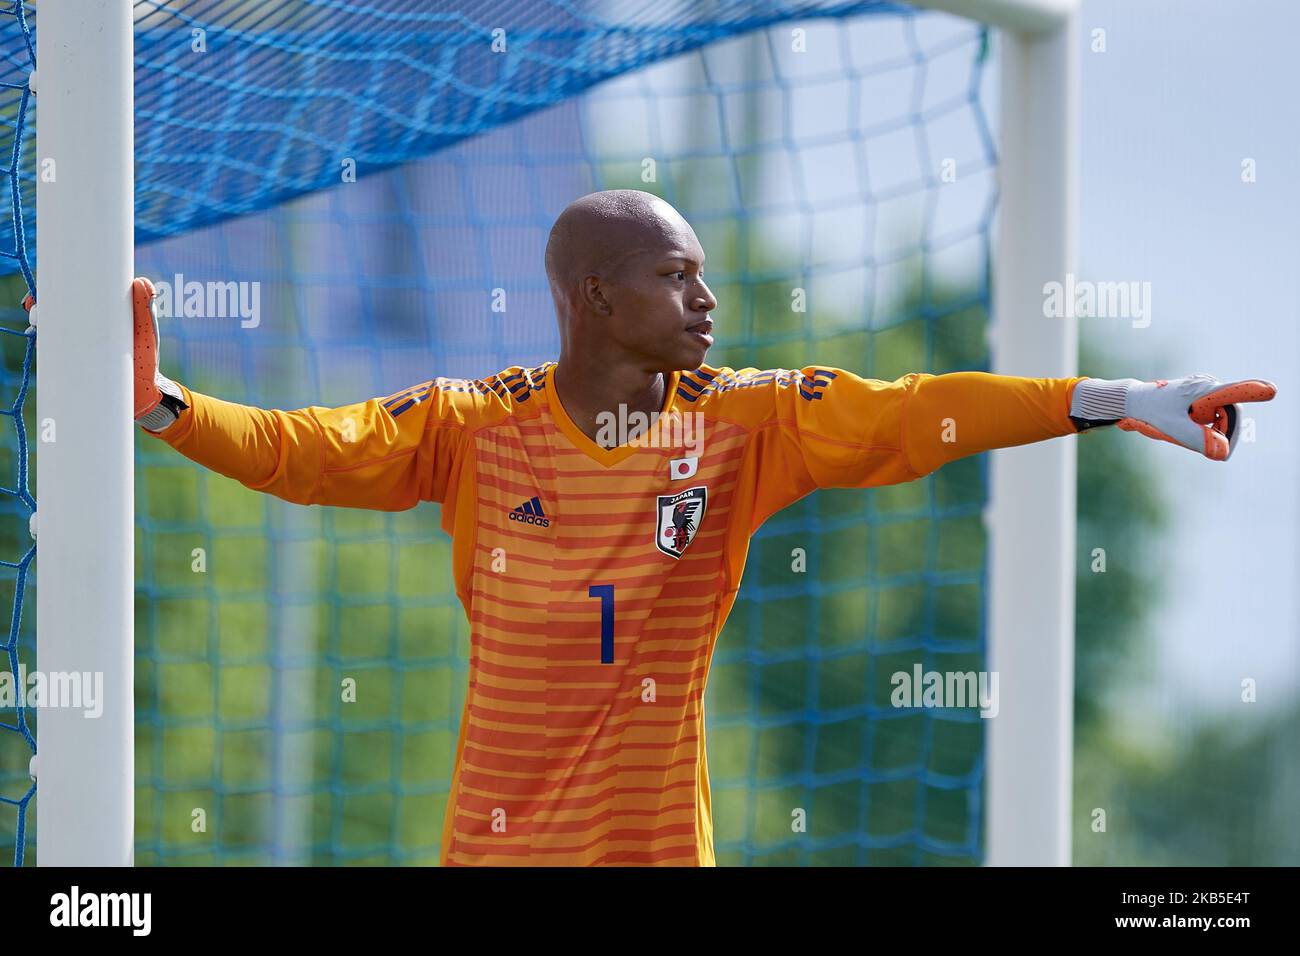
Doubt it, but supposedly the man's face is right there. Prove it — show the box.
[600,221,718,372]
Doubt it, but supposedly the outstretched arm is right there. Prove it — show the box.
[733,365,1276,531]
[876,370,1275,477]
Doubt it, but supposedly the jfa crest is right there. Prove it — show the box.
[655,486,707,559]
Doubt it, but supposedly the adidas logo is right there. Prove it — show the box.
[508,496,550,527]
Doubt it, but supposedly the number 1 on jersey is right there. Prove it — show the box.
[588,584,614,663]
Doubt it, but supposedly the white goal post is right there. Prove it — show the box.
[34,0,136,866]
[919,0,1081,866]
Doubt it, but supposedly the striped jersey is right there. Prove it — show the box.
[152,362,1082,865]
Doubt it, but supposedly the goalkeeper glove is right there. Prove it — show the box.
[1070,374,1276,461]
[132,276,189,432]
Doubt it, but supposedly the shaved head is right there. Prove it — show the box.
[545,188,717,377]
[544,189,718,443]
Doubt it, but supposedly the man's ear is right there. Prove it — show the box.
[581,275,612,315]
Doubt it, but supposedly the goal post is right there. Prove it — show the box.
[916,0,1078,34]
[919,0,1081,865]
[34,0,135,866]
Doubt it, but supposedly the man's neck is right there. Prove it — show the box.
[553,360,666,448]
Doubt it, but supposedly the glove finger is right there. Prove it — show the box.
[1195,401,1238,461]
[1221,403,1242,460]
[1117,417,1198,454]
[132,277,161,418]
[1118,413,1227,459]
[1202,420,1230,461]
[1189,380,1276,424]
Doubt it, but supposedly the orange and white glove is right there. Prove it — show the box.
[132,276,189,433]
[1070,374,1277,461]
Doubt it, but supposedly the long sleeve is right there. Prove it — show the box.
[898,370,1083,475]
[146,381,470,510]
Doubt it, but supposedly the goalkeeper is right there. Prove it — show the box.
[133,189,1276,866]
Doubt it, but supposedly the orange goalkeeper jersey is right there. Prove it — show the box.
[152,362,1082,865]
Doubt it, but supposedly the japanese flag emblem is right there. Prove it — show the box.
[669,455,698,480]
[655,486,707,559]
